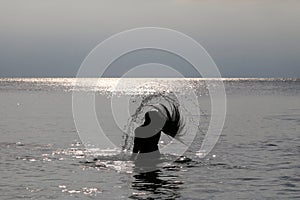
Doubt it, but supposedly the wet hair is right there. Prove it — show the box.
[159,103,185,138]
[140,103,185,138]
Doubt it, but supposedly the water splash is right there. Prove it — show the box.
[121,91,189,152]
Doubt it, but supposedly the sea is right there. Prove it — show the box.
[0,78,299,200]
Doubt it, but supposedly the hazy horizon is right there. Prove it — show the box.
[1,0,300,78]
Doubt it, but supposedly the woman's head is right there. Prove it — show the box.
[144,103,184,138]
[141,111,165,127]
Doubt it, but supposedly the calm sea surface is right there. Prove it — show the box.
[0,78,299,200]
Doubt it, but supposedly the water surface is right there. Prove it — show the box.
[0,78,299,199]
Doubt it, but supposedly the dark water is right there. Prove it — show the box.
[0,78,299,199]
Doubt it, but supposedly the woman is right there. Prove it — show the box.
[131,104,184,166]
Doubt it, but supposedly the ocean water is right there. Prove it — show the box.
[0,78,299,200]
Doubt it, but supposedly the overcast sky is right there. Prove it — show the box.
[0,0,299,77]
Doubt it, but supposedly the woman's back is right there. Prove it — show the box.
[133,128,161,153]
[132,111,165,154]
[131,103,184,172]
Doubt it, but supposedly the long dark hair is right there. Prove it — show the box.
[158,103,185,138]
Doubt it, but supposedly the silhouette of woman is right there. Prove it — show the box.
[131,104,184,166]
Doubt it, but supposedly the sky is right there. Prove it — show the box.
[0,0,299,78]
